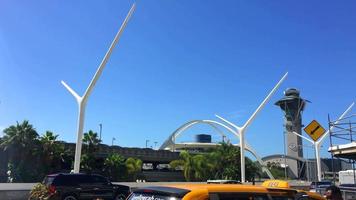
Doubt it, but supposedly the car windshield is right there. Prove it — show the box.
[311,181,331,186]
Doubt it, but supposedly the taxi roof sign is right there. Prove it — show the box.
[262,180,290,189]
[304,120,326,142]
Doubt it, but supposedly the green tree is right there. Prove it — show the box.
[191,154,210,181]
[178,151,195,181]
[125,157,142,181]
[215,142,241,180]
[39,131,64,175]
[81,130,101,171]
[169,143,260,182]
[82,130,101,154]
[266,162,285,179]
[0,120,40,182]
[104,153,127,181]
[169,159,185,170]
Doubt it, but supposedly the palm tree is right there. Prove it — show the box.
[192,154,209,181]
[81,130,101,172]
[104,153,126,181]
[215,142,241,180]
[0,120,40,182]
[125,157,142,181]
[1,120,39,152]
[82,130,101,154]
[40,131,64,174]
[179,151,194,181]
[169,160,185,170]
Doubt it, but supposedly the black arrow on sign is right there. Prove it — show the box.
[310,125,320,135]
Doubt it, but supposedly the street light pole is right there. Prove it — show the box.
[112,137,116,146]
[283,130,288,180]
[146,140,149,148]
[99,123,102,141]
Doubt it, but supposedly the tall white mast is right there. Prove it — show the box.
[216,72,288,182]
[62,4,136,173]
[292,102,354,181]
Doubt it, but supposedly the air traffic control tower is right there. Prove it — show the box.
[275,88,308,178]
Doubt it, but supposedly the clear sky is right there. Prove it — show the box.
[0,0,355,159]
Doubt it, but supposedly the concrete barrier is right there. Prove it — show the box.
[0,183,36,200]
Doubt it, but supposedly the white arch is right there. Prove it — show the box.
[160,120,275,179]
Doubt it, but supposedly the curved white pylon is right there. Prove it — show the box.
[62,4,136,173]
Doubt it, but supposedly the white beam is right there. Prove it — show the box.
[242,72,288,130]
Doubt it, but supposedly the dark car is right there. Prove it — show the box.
[43,173,130,200]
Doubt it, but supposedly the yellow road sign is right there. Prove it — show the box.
[304,120,326,141]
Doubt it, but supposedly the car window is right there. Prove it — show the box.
[77,175,92,184]
[53,175,80,186]
[270,193,295,200]
[210,193,269,200]
[43,176,55,186]
[92,175,109,185]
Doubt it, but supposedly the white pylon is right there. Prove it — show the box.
[62,4,136,173]
[216,72,288,182]
[292,102,354,181]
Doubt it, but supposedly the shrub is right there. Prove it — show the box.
[28,183,51,200]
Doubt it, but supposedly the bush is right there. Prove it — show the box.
[28,183,51,200]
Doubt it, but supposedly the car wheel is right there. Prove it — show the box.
[63,195,77,200]
[115,194,126,200]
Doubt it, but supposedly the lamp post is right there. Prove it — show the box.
[146,140,149,148]
[99,123,102,141]
[61,4,136,173]
[283,130,288,180]
[112,137,116,146]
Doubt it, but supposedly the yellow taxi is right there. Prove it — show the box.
[127,180,325,200]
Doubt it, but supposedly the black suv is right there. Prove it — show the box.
[43,173,130,200]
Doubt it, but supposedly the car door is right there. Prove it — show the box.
[91,175,115,199]
[77,175,97,199]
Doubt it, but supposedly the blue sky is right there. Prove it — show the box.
[0,0,355,159]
